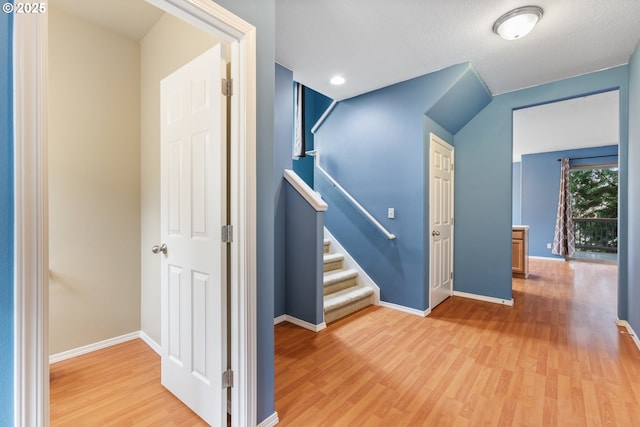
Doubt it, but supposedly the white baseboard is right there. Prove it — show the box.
[276,315,326,332]
[140,330,161,355]
[378,301,429,317]
[453,291,514,306]
[49,331,141,364]
[616,319,640,352]
[529,256,565,262]
[258,411,280,427]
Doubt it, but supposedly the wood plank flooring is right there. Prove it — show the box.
[275,259,640,426]
[50,259,639,426]
[50,339,208,426]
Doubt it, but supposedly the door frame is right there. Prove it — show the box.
[13,1,257,425]
[428,133,455,310]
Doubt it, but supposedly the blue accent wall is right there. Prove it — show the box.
[0,6,13,426]
[628,40,640,333]
[455,66,629,316]
[520,145,618,258]
[292,86,332,187]
[512,162,521,224]
[274,64,294,318]
[213,0,275,422]
[315,63,491,311]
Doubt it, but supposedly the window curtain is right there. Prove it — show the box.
[552,158,575,257]
[293,82,306,158]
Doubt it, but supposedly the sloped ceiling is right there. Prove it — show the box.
[276,0,640,100]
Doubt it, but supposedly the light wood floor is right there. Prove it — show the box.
[275,259,640,426]
[50,339,208,426]
[50,260,640,426]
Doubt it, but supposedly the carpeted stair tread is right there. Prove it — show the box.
[323,252,343,263]
[323,268,358,286]
[323,252,344,272]
[323,284,374,312]
[323,268,359,295]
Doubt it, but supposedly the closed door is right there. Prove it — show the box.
[429,133,454,310]
[159,44,228,426]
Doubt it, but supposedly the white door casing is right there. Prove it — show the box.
[160,45,227,426]
[15,1,258,426]
[429,133,454,310]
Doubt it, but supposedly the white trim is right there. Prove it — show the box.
[310,100,338,134]
[16,1,257,426]
[378,301,430,317]
[273,315,287,325]
[139,331,162,355]
[529,256,565,262]
[257,411,280,427]
[429,133,455,311]
[13,5,49,427]
[283,169,328,211]
[453,291,515,306]
[616,319,640,352]
[323,228,380,304]
[278,315,326,332]
[49,332,141,364]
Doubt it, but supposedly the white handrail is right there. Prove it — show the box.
[309,152,396,240]
[310,100,338,134]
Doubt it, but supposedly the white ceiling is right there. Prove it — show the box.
[50,1,640,102]
[276,0,640,100]
[48,0,638,158]
[513,91,619,162]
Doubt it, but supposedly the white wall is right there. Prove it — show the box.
[140,14,220,344]
[48,7,141,354]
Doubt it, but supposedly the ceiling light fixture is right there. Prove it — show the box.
[330,75,346,85]
[493,6,543,40]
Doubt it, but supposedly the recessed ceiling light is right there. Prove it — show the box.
[493,6,543,40]
[330,76,346,85]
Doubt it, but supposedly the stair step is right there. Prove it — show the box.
[324,285,374,323]
[323,252,344,272]
[323,269,358,295]
[323,239,331,254]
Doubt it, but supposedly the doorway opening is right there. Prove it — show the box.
[569,163,618,263]
[13,1,257,425]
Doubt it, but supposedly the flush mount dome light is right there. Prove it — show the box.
[493,6,543,40]
[330,75,346,85]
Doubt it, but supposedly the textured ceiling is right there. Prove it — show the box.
[276,0,640,100]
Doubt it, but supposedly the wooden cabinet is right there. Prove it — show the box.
[512,227,529,278]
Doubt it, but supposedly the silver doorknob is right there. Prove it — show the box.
[152,244,168,255]
[431,230,440,237]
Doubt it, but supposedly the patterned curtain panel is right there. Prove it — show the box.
[293,82,306,158]
[552,158,575,257]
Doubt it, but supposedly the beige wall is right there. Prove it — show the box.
[48,7,141,354]
[140,14,220,344]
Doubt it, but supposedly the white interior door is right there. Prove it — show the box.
[429,133,454,310]
[159,44,227,426]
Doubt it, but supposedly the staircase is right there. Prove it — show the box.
[323,239,374,323]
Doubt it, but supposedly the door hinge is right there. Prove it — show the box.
[450,271,453,280]
[451,162,454,171]
[222,78,233,96]
[222,369,234,388]
[222,225,233,243]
